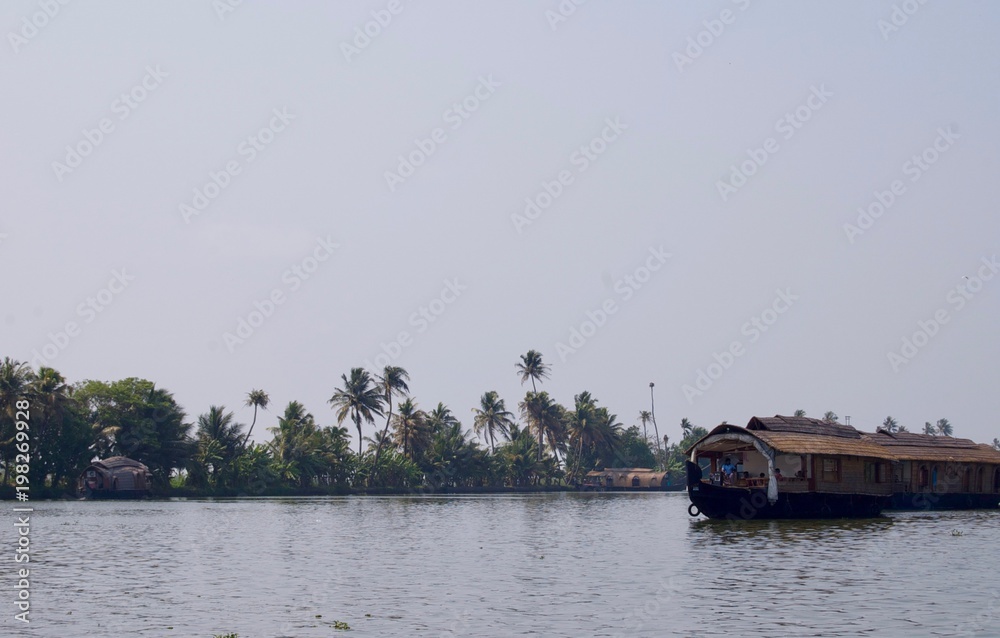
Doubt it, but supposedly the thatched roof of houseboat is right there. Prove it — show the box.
[863,431,1000,464]
[689,416,897,460]
[90,456,150,471]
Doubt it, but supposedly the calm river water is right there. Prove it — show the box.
[5,493,1000,637]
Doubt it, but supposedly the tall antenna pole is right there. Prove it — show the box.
[649,382,663,470]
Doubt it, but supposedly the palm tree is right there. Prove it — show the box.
[370,366,410,484]
[328,368,384,456]
[882,416,899,433]
[268,401,338,488]
[472,391,514,453]
[518,391,564,463]
[0,358,36,485]
[425,403,460,438]
[242,389,270,448]
[568,392,599,481]
[648,383,664,469]
[680,418,694,440]
[992,438,1000,451]
[922,421,936,436]
[195,406,245,486]
[516,350,550,393]
[936,418,953,437]
[793,409,806,417]
[29,366,87,489]
[392,398,429,461]
[823,411,839,423]
[638,410,652,443]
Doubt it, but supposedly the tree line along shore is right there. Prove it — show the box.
[1,351,995,498]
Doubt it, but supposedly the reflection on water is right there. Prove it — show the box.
[5,493,999,637]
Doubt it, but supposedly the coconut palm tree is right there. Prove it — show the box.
[242,389,270,448]
[992,438,1000,451]
[649,382,663,469]
[29,366,89,489]
[472,391,514,453]
[936,418,953,437]
[680,417,694,439]
[392,398,429,462]
[922,421,936,436]
[519,391,564,463]
[369,366,410,484]
[823,411,839,423]
[425,402,460,437]
[0,358,35,484]
[882,416,899,433]
[194,406,245,486]
[793,409,806,417]
[516,350,550,392]
[328,368,384,456]
[638,410,652,443]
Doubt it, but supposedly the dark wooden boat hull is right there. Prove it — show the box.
[887,492,1000,511]
[687,481,888,520]
[685,461,888,520]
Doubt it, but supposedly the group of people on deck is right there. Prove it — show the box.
[719,457,803,486]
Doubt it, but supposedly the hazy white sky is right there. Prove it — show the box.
[3,0,998,448]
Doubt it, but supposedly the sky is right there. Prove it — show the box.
[2,0,999,449]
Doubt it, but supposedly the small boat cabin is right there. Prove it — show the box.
[78,457,153,499]
[862,430,1000,510]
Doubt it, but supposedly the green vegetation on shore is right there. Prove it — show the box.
[0,352,711,497]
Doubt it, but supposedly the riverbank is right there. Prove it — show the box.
[0,484,579,500]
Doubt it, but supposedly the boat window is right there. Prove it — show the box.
[822,458,840,482]
[631,477,640,487]
[994,468,1000,494]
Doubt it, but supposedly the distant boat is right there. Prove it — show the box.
[581,467,683,491]
[78,457,153,499]
[685,416,895,520]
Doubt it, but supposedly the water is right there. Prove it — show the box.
[6,493,1000,637]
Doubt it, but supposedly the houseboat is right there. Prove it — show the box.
[685,415,897,520]
[863,430,1000,510]
[78,457,153,499]
[581,467,682,491]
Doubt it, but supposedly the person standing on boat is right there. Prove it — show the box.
[722,458,735,475]
[721,458,736,484]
